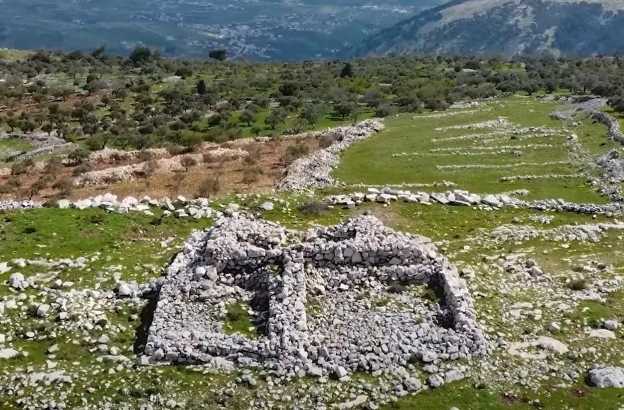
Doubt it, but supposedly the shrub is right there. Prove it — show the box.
[180,156,198,172]
[202,153,218,164]
[197,177,220,198]
[67,148,90,165]
[22,226,37,234]
[283,143,309,163]
[375,104,397,118]
[243,146,261,165]
[72,162,92,176]
[0,177,21,193]
[242,166,264,185]
[298,200,328,216]
[43,156,63,176]
[10,158,35,176]
[90,214,105,224]
[568,279,588,291]
[137,150,152,162]
[52,178,73,197]
[318,134,335,149]
[142,160,159,177]
[167,145,186,156]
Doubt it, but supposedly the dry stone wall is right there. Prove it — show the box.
[277,120,384,191]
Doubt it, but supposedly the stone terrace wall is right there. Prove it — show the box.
[277,119,385,191]
[592,111,624,145]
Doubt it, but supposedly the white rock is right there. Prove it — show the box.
[36,304,51,317]
[0,349,19,359]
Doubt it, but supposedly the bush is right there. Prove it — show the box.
[167,145,186,156]
[197,177,220,198]
[180,156,198,172]
[68,148,90,165]
[52,178,73,197]
[298,200,328,216]
[283,143,310,163]
[243,146,261,165]
[10,158,35,176]
[568,279,588,291]
[72,162,92,176]
[22,226,37,234]
[0,177,21,193]
[137,150,152,162]
[142,160,159,177]
[318,134,335,149]
[43,156,63,176]
[202,153,218,164]
[242,166,264,185]
[90,214,105,224]
[375,104,397,118]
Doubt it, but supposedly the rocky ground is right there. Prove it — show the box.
[3,96,624,410]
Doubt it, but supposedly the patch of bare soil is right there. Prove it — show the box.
[0,135,320,202]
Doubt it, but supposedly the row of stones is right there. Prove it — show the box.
[325,188,624,216]
[277,119,385,191]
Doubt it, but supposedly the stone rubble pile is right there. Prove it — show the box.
[325,188,624,216]
[393,149,524,157]
[591,111,624,145]
[499,174,583,182]
[277,120,384,191]
[433,117,510,131]
[484,221,624,244]
[56,193,214,218]
[436,160,569,170]
[144,213,490,376]
[0,200,42,211]
[412,107,492,119]
[431,126,562,143]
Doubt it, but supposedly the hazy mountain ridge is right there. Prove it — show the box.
[352,0,624,57]
[0,0,444,61]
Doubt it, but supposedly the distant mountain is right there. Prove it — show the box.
[0,0,445,61]
[351,0,624,57]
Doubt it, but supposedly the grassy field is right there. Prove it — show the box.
[333,97,612,203]
[2,95,624,409]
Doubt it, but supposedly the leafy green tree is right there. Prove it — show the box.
[208,49,227,61]
[251,126,262,137]
[197,79,207,95]
[300,103,324,128]
[68,148,90,165]
[265,108,287,130]
[333,100,357,119]
[239,110,257,126]
[340,63,354,78]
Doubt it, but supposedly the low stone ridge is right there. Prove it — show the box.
[325,188,624,216]
[144,213,489,375]
[0,200,42,211]
[277,119,384,191]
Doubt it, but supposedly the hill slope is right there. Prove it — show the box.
[352,0,624,57]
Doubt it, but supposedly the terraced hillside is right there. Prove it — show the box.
[3,96,624,410]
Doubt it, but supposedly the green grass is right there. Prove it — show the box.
[0,138,33,161]
[0,207,210,291]
[384,381,624,410]
[223,302,258,338]
[333,97,611,203]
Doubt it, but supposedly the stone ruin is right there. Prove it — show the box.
[143,214,490,376]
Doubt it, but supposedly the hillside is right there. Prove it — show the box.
[352,0,624,57]
[0,0,444,60]
[5,49,624,410]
